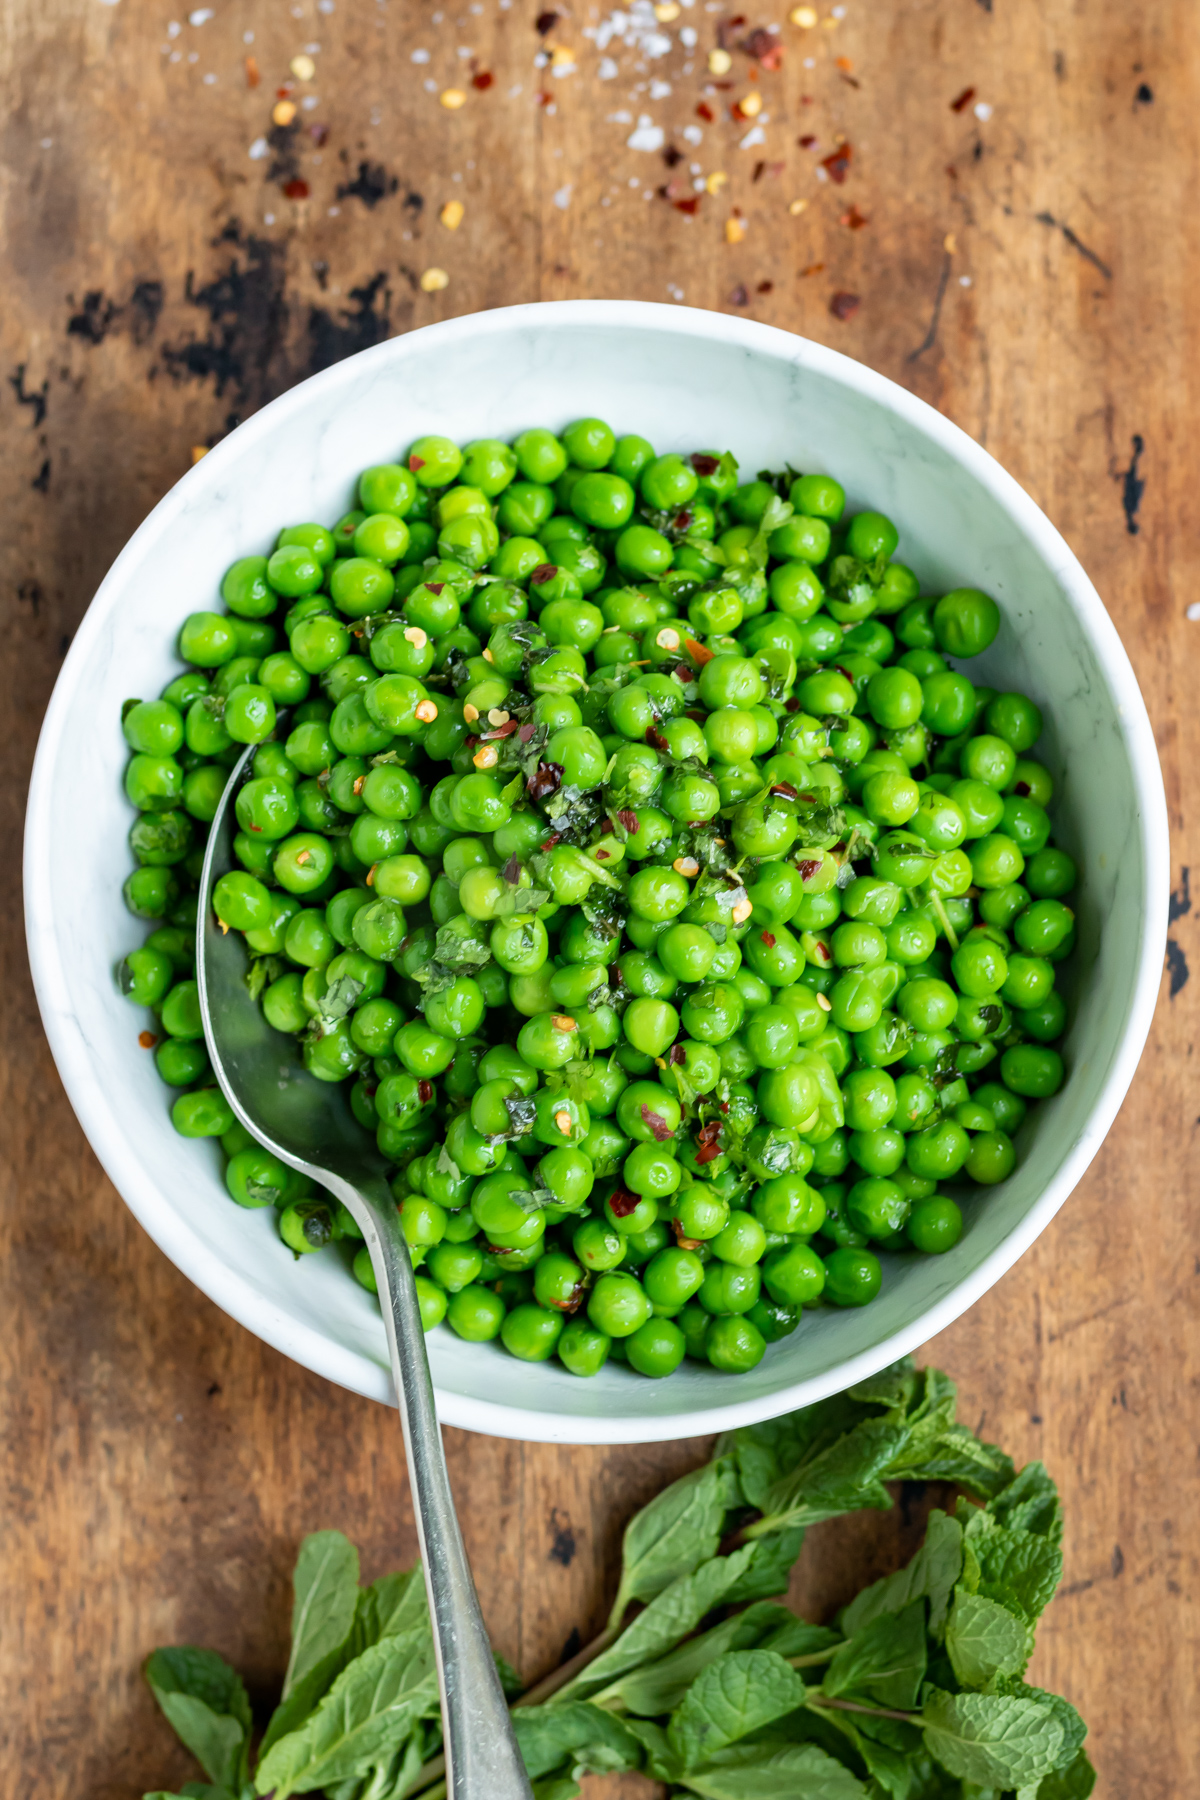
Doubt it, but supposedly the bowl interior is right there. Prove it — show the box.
[25,302,1167,1443]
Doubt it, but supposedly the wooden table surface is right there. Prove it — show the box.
[1,1,1192,1793]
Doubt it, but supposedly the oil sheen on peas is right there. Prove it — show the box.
[116,424,1077,1382]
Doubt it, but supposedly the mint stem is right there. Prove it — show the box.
[808,1694,917,1723]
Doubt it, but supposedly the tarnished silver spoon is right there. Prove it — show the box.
[196,743,532,1800]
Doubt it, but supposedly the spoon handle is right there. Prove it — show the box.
[360,1183,533,1800]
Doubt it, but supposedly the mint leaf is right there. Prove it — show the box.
[143,1648,251,1794]
[681,1742,868,1800]
[254,1629,438,1798]
[988,1462,1063,1545]
[668,1649,807,1770]
[511,1701,644,1782]
[841,1510,963,1640]
[960,1515,1063,1631]
[945,1591,1028,1689]
[920,1687,1067,1788]
[751,1418,909,1533]
[351,1565,427,1656]
[719,1526,806,1603]
[566,1543,763,1702]
[607,1456,742,1627]
[600,1602,796,1719]
[258,1532,361,1763]
[1036,1748,1097,1799]
[821,1600,926,1711]
[719,1392,871,1513]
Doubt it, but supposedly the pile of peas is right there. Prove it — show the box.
[117,417,1078,1382]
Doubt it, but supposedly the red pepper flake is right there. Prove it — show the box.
[418,1079,434,1104]
[840,204,869,229]
[729,283,749,306]
[535,88,553,106]
[408,454,426,471]
[1014,780,1031,797]
[276,85,293,98]
[951,85,977,112]
[138,1030,158,1049]
[669,1044,687,1065]
[684,636,714,667]
[797,857,823,880]
[527,760,564,802]
[696,101,715,122]
[719,1100,730,1114]
[821,144,853,183]
[674,196,700,215]
[531,563,558,584]
[757,279,774,293]
[673,663,695,684]
[284,178,310,200]
[760,930,777,948]
[244,55,260,88]
[645,725,670,752]
[830,290,861,320]
[472,70,494,89]
[769,781,798,800]
[694,1119,724,1164]
[946,163,958,180]
[839,70,861,88]
[759,42,784,71]
[673,509,693,530]
[672,1223,705,1250]
[608,1186,642,1218]
[801,262,826,277]
[518,722,537,743]
[248,822,263,832]
[617,808,639,833]
[548,1281,587,1314]
[752,159,766,183]
[799,134,818,148]
[595,847,611,860]
[482,719,520,740]
[640,1103,675,1142]
[691,453,719,476]
[598,816,614,834]
[425,581,445,595]
[836,54,854,72]
[739,26,778,58]
[535,8,558,32]
[663,143,684,167]
[540,831,563,850]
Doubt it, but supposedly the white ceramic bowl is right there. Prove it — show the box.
[25,301,1168,1444]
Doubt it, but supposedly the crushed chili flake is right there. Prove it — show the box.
[548,1281,587,1315]
[674,196,700,215]
[946,163,958,179]
[694,1120,724,1164]
[951,85,977,112]
[799,133,818,148]
[503,854,521,883]
[729,284,749,306]
[696,101,715,121]
[645,725,670,752]
[691,453,719,476]
[284,178,310,200]
[541,831,563,850]
[752,159,766,182]
[482,719,520,740]
[527,760,564,802]
[640,1103,675,1142]
[518,722,537,743]
[138,1030,158,1049]
[551,1014,578,1032]
[770,781,799,799]
[425,581,445,595]
[830,290,861,320]
[352,774,366,796]
[365,862,378,886]
[684,635,715,666]
[408,455,426,472]
[616,809,639,833]
[531,563,558,584]
[418,1079,434,1104]
[247,822,263,833]
[800,262,826,277]
[760,930,777,948]
[598,816,615,834]
[840,204,869,229]
[244,55,260,87]
[309,122,329,146]
[739,25,778,58]
[797,857,823,879]
[821,144,853,183]
[472,70,494,89]
[535,8,558,32]
[608,1186,642,1218]
[595,847,611,860]
[757,279,774,293]
[663,144,684,167]
[760,43,784,71]
[673,1223,705,1250]
[1014,780,1032,797]
[669,1044,687,1065]
[836,54,854,71]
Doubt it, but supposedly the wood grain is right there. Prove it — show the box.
[1,0,1193,1793]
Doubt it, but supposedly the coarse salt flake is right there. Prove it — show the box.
[248,136,269,159]
[411,47,430,61]
[598,55,619,77]
[553,183,573,208]
[188,6,214,22]
[627,116,665,151]
[974,101,993,120]
[649,77,671,97]
[739,124,766,148]
[682,123,702,143]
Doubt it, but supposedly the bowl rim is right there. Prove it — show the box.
[24,299,1169,1444]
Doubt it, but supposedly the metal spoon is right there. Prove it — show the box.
[196,744,532,1800]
